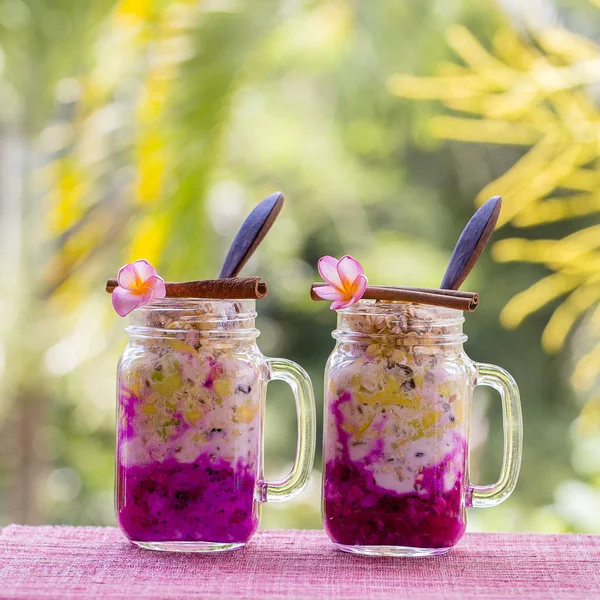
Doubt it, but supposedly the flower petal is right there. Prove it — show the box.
[331,299,353,310]
[133,259,158,283]
[112,260,163,316]
[112,287,144,317]
[313,285,346,301]
[117,263,139,291]
[351,274,368,300]
[318,256,344,291]
[147,275,166,300]
[337,255,364,291]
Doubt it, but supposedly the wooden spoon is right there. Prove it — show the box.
[219,192,284,279]
[440,196,502,290]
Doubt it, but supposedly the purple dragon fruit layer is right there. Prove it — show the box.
[117,454,258,543]
[323,452,466,548]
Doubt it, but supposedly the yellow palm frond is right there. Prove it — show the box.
[390,11,600,430]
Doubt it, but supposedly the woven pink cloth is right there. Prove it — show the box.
[1,526,599,600]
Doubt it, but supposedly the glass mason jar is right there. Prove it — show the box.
[116,299,316,552]
[322,301,522,557]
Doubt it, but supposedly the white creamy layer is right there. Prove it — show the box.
[325,353,470,495]
[119,345,262,469]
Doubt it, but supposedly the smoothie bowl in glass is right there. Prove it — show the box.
[322,300,522,557]
[116,297,316,552]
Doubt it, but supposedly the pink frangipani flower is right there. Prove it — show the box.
[112,259,166,317]
[314,255,368,310]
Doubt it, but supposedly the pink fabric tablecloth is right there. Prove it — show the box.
[1,526,599,600]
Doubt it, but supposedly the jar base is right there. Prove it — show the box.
[335,543,451,557]
[131,540,246,553]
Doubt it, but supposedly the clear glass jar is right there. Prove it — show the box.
[116,299,316,552]
[322,301,522,557]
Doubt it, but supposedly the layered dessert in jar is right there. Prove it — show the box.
[323,301,474,551]
[116,300,264,545]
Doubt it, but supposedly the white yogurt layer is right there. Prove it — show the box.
[325,350,471,495]
[118,341,263,470]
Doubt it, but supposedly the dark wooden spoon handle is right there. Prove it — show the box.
[440,196,502,290]
[219,192,284,279]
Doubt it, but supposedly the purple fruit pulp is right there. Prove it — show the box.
[323,391,466,548]
[117,453,258,543]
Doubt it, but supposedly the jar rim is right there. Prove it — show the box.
[137,297,255,311]
[132,298,257,319]
[337,299,463,321]
[334,300,466,345]
[125,298,259,339]
[332,330,467,346]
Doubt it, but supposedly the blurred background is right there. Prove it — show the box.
[1,0,600,533]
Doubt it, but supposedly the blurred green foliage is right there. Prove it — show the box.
[0,0,598,533]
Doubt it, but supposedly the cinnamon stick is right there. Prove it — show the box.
[106,276,268,299]
[377,285,475,299]
[310,283,478,311]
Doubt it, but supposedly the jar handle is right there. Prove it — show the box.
[469,362,523,508]
[261,358,316,502]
